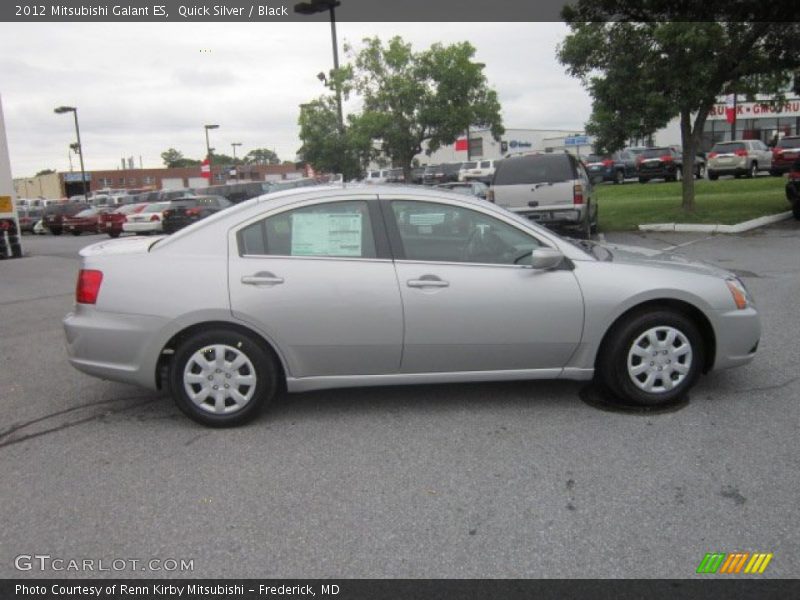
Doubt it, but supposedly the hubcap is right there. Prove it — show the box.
[627,326,692,394]
[183,344,256,414]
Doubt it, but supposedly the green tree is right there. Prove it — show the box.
[298,36,504,182]
[298,96,375,181]
[350,36,504,181]
[160,148,201,168]
[243,148,280,165]
[558,5,800,210]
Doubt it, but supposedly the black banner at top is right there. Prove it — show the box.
[0,0,796,22]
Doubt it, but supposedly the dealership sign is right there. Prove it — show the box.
[62,173,91,183]
[708,99,800,120]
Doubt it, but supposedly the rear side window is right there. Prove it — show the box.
[493,155,575,185]
[480,161,492,168]
[238,200,376,259]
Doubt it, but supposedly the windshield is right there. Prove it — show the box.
[493,155,575,185]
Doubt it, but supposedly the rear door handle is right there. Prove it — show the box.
[241,272,284,286]
[407,278,449,288]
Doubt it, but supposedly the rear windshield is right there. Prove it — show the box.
[777,137,800,149]
[462,162,477,169]
[583,155,606,163]
[641,148,672,158]
[45,203,89,216]
[143,202,169,213]
[493,154,575,185]
[480,161,492,168]
[711,142,746,153]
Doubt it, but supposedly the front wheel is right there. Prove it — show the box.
[614,170,625,184]
[638,177,648,184]
[170,328,279,427]
[597,310,704,407]
[747,162,758,178]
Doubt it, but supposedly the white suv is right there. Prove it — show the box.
[707,140,773,180]
[459,159,497,183]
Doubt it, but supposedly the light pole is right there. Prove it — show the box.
[294,0,343,131]
[54,106,88,202]
[231,142,242,161]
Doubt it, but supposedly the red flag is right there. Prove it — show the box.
[200,157,211,179]
[455,137,469,151]
[725,94,736,125]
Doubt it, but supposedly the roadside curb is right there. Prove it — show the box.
[638,211,793,233]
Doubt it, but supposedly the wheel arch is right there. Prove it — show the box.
[155,320,288,392]
[594,298,716,374]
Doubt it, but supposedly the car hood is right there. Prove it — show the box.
[592,241,734,279]
[79,235,166,257]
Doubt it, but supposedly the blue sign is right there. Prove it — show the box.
[565,135,589,146]
[63,172,91,183]
[508,140,533,149]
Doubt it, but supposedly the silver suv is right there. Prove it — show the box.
[488,152,597,237]
[707,140,773,180]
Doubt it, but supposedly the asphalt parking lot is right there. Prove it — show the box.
[1,222,798,579]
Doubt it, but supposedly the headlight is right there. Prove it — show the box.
[726,277,752,310]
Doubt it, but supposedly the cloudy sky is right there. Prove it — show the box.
[0,22,591,177]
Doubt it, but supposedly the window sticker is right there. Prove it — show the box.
[291,212,363,256]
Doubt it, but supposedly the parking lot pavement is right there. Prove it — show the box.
[1,226,798,579]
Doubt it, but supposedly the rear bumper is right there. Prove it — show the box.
[63,306,168,390]
[508,206,586,226]
[123,221,162,233]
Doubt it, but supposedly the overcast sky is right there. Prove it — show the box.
[0,22,591,177]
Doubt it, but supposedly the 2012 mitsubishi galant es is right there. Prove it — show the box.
[63,186,760,426]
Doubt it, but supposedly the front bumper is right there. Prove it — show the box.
[711,306,760,370]
[123,221,162,233]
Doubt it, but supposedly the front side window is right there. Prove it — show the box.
[238,200,376,259]
[391,200,539,265]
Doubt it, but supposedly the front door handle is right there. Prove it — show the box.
[407,278,449,288]
[241,272,284,286]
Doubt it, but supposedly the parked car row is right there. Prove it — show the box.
[637,146,706,183]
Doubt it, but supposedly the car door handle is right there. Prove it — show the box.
[407,278,449,288]
[241,272,284,286]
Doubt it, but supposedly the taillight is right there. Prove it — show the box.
[772,148,782,157]
[76,269,103,304]
[186,207,201,216]
[573,183,584,205]
[735,149,748,157]
[660,155,673,162]
[602,159,614,167]
[150,214,161,222]
[708,152,718,159]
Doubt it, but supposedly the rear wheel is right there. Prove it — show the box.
[708,170,719,181]
[50,227,62,236]
[71,230,81,236]
[614,170,625,184]
[170,328,279,427]
[747,162,758,178]
[108,231,120,238]
[638,177,649,184]
[598,309,704,407]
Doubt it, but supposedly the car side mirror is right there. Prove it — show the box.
[531,247,564,270]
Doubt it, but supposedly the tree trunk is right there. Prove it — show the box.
[679,108,696,212]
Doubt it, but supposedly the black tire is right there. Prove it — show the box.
[170,328,279,427]
[108,231,120,238]
[708,171,719,181]
[793,201,800,221]
[71,230,82,236]
[50,228,62,236]
[638,177,648,184]
[614,170,625,184]
[597,309,704,407]
[747,162,757,178]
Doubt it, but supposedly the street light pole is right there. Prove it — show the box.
[54,106,88,202]
[231,142,242,161]
[294,0,344,131]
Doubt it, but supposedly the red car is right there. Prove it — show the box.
[98,203,149,238]
[770,135,800,176]
[63,207,111,236]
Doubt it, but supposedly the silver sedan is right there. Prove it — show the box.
[64,185,760,426]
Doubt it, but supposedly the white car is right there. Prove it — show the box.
[707,140,773,179]
[122,202,168,234]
